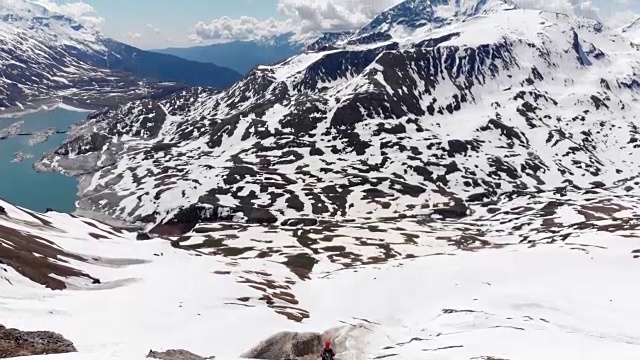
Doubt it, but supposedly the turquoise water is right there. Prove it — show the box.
[0,108,89,212]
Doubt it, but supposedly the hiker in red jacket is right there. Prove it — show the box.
[321,340,335,360]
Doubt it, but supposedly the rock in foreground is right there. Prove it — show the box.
[243,331,323,360]
[146,349,212,360]
[242,327,361,360]
[0,324,76,358]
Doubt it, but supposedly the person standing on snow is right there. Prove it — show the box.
[321,340,335,360]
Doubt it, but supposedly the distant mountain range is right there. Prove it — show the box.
[0,0,242,110]
[155,31,354,74]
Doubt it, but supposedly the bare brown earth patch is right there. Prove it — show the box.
[0,224,99,290]
[582,202,630,216]
[273,306,310,322]
[282,253,318,280]
[575,209,605,221]
[151,223,195,237]
[21,209,56,228]
[81,219,122,237]
[215,246,254,257]
[227,269,309,322]
[88,232,110,240]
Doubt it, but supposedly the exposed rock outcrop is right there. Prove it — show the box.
[0,324,76,358]
[136,231,152,240]
[243,331,325,360]
[242,325,369,360]
[146,349,212,360]
[432,200,469,219]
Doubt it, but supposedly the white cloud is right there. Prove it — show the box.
[126,31,142,39]
[277,0,397,32]
[192,16,296,41]
[29,0,104,29]
[513,0,640,27]
[514,0,601,19]
[190,0,640,42]
[146,23,161,34]
[189,0,394,42]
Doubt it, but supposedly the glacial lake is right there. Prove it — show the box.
[0,107,89,212]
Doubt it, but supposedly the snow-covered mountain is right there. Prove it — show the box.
[155,31,354,74]
[350,0,513,45]
[41,0,640,235]
[0,0,241,110]
[620,17,640,43]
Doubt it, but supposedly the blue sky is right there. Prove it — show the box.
[42,0,289,48]
[94,0,282,30]
[38,0,640,49]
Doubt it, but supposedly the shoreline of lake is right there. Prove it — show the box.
[0,106,91,213]
[0,99,148,229]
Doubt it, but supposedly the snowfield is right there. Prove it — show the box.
[2,196,640,359]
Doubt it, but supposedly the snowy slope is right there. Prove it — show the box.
[3,187,640,359]
[0,0,240,111]
[620,17,640,43]
[38,0,640,236]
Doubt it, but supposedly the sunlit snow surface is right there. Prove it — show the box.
[2,197,640,359]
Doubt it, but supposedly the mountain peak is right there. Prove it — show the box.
[0,0,76,25]
[0,0,102,52]
[353,0,514,41]
[620,17,640,43]
[0,0,46,15]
